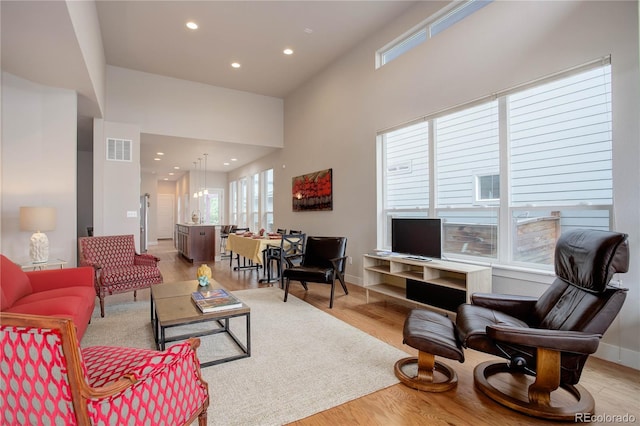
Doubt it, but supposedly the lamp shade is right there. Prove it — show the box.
[20,207,56,232]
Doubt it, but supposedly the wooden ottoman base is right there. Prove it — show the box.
[395,351,458,392]
[395,309,464,393]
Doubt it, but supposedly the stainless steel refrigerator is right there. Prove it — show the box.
[140,193,150,253]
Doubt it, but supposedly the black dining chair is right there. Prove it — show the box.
[263,233,306,286]
[282,236,348,308]
[220,225,235,259]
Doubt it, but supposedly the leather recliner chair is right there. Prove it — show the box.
[455,229,629,421]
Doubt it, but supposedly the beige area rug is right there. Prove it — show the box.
[81,287,407,426]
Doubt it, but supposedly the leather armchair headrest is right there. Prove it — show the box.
[555,229,629,293]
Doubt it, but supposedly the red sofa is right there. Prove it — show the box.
[0,255,95,340]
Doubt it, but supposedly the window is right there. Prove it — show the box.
[203,189,223,225]
[262,169,274,232]
[476,174,500,202]
[239,178,248,228]
[430,0,492,37]
[377,1,492,68]
[378,60,612,269]
[379,121,429,248]
[229,181,238,225]
[229,168,274,231]
[251,173,260,231]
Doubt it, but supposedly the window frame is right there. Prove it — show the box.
[377,58,613,271]
[376,0,492,68]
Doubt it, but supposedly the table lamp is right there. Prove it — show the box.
[20,206,56,263]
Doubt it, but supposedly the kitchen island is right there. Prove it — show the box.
[175,224,216,262]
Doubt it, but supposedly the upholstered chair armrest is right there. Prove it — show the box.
[134,253,160,266]
[27,267,95,292]
[79,260,103,271]
[84,339,208,424]
[283,253,305,268]
[487,325,602,354]
[471,293,538,322]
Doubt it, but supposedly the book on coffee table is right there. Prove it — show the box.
[191,288,243,313]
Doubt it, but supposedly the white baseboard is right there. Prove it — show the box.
[594,341,640,370]
[345,273,362,286]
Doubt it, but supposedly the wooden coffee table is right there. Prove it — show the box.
[150,280,251,367]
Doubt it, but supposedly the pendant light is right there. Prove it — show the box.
[197,158,203,197]
[192,162,198,199]
[203,153,209,195]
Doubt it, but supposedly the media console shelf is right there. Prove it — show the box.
[363,254,492,315]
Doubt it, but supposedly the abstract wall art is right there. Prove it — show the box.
[292,168,333,212]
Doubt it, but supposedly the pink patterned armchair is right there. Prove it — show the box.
[79,235,163,317]
[0,312,209,425]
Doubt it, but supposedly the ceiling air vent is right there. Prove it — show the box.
[106,138,132,162]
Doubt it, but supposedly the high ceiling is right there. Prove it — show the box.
[2,1,419,179]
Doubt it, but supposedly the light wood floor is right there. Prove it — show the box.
[149,240,639,426]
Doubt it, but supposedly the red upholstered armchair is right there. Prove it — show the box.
[79,235,163,317]
[0,312,209,425]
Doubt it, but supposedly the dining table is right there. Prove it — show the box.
[227,234,286,281]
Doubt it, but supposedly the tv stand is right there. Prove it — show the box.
[363,254,491,315]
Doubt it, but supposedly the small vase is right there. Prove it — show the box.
[197,264,212,286]
[191,210,200,224]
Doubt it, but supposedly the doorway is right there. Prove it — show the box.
[157,194,175,239]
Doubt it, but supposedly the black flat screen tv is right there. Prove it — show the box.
[391,218,442,260]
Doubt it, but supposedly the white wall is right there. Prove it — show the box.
[77,149,93,238]
[105,66,284,147]
[65,0,106,118]
[233,1,640,368]
[92,119,141,250]
[1,72,78,264]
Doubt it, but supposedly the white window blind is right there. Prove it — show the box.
[383,121,429,210]
[381,29,427,66]
[436,101,499,207]
[509,65,612,206]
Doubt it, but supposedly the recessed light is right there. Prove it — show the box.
[186,21,198,30]
[174,166,180,170]
[304,28,313,34]
[169,172,174,176]
[163,178,169,181]
[231,158,238,161]
[154,158,161,161]
[156,152,164,155]
[223,162,230,166]
[231,62,241,69]
[283,48,294,55]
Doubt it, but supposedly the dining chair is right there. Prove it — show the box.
[220,225,235,259]
[264,233,306,286]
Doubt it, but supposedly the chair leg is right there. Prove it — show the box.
[329,281,335,308]
[198,410,207,426]
[99,295,105,318]
[133,290,137,301]
[337,273,348,294]
[300,281,308,291]
[284,278,290,302]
